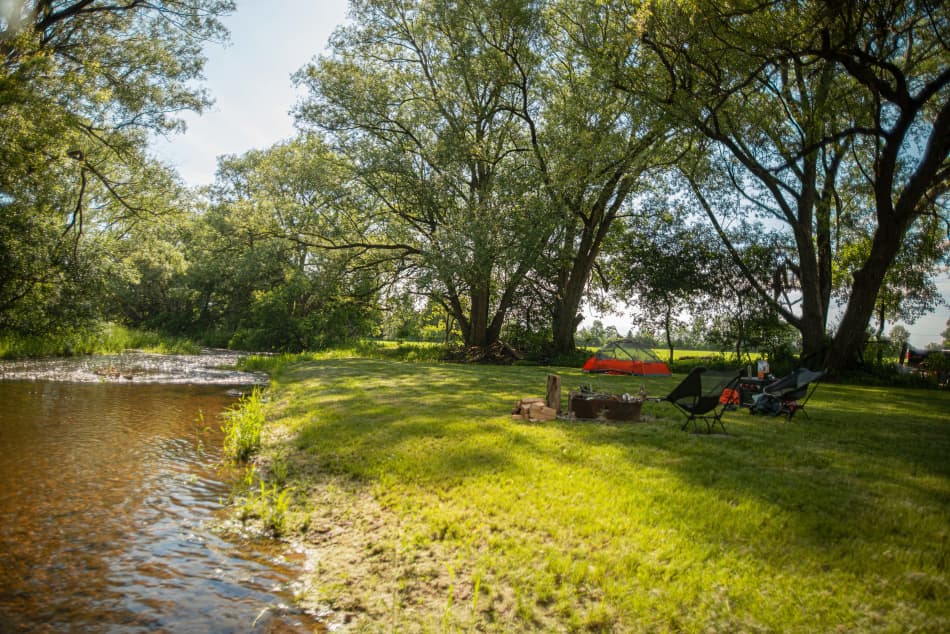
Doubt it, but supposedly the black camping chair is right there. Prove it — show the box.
[656,366,743,434]
[758,368,825,421]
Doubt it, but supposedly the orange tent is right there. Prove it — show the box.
[581,339,671,376]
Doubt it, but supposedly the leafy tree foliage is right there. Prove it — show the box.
[295,0,680,351]
[516,0,674,354]
[890,324,910,348]
[612,0,950,372]
[857,219,948,340]
[613,212,717,363]
[294,0,556,348]
[198,138,382,350]
[0,0,233,333]
[4,0,948,365]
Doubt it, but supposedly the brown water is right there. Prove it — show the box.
[0,364,323,632]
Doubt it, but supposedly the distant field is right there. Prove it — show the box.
[370,340,753,364]
[233,355,950,632]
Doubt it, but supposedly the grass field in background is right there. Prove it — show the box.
[234,354,949,632]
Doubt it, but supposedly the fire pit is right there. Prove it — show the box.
[568,390,644,421]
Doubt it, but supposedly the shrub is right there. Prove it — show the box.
[668,354,733,373]
[0,322,200,358]
[221,386,266,462]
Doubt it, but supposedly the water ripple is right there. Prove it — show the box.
[0,381,322,632]
[0,349,268,386]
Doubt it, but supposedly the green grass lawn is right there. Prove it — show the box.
[238,355,950,632]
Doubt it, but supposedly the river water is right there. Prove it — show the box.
[0,352,324,632]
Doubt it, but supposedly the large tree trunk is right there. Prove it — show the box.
[549,175,633,355]
[551,309,584,355]
[448,261,533,350]
[798,311,829,367]
[550,263,590,355]
[825,223,906,373]
[466,281,492,348]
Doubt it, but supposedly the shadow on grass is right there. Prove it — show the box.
[269,357,950,596]
[273,359,563,486]
[570,383,950,574]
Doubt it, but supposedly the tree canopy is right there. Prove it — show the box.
[613,0,950,371]
[0,0,234,332]
[3,0,948,371]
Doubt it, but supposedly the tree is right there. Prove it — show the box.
[613,212,718,364]
[807,1,950,370]
[108,135,383,350]
[0,0,234,332]
[942,318,950,349]
[516,0,673,354]
[890,325,910,349]
[889,324,911,363]
[860,219,948,345]
[294,0,556,349]
[614,0,950,373]
[194,137,382,350]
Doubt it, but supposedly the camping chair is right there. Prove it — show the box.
[656,366,744,434]
[753,368,825,421]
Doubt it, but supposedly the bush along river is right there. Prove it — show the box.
[0,351,325,632]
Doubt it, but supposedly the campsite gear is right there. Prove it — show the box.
[653,366,743,434]
[568,386,644,421]
[582,339,671,376]
[737,375,771,406]
[719,388,741,407]
[756,359,770,379]
[750,368,825,421]
[749,393,783,416]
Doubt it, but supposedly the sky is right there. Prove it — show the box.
[151,0,350,186]
[149,0,949,349]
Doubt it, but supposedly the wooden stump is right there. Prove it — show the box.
[546,374,562,413]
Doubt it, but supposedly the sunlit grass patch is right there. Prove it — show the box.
[250,357,950,631]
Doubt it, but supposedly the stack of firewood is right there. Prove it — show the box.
[510,375,562,422]
[511,397,558,422]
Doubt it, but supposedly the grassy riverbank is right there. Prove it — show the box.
[234,353,950,632]
[0,323,201,359]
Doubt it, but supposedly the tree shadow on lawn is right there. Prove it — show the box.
[270,358,950,582]
[271,358,567,485]
[571,388,950,574]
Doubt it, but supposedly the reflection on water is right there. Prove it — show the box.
[0,378,322,632]
[0,349,268,385]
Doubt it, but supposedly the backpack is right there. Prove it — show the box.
[750,393,782,416]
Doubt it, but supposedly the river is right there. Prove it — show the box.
[0,352,324,632]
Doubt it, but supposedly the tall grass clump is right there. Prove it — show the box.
[0,327,106,358]
[221,386,266,462]
[97,323,201,354]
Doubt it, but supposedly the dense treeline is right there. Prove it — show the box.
[1,1,947,372]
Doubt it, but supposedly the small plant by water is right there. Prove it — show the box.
[260,482,292,536]
[221,387,265,463]
[233,473,294,537]
[193,409,211,454]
